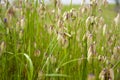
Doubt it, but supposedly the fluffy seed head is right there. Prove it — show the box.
[87,33,93,48]
[87,73,95,80]
[37,70,44,80]
[19,30,24,39]
[99,17,105,27]
[0,41,6,56]
[34,49,41,57]
[63,12,69,21]
[87,43,96,62]
[50,55,56,64]
[103,24,107,36]
[99,68,114,80]
[20,18,25,29]
[86,16,94,28]
[114,13,120,26]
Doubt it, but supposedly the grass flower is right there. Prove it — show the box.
[0,41,6,56]
[87,43,96,62]
[34,49,41,57]
[111,46,120,63]
[103,24,107,36]
[87,73,95,80]
[99,68,114,80]
[50,55,56,64]
[19,30,24,39]
[37,70,44,80]
[114,13,120,27]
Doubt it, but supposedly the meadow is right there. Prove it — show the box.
[0,0,120,80]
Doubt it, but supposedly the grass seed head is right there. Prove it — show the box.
[70,8,77,20]
[0,41,6,56]
[81,7,88,14]
[87,33,93,48]
[16,21,20,32]
[37,70,44,80]
[48,25,54,34]
[57,18,64,28]
[109,68,114,80]
[113,46,120,54]
[6,6,15,16]
[86,16,94,29]
[64,32,71,38]
[114,13,120,26]
[99,68,114,80]
[34,49,41,57]
[76,29,81,42]
[63,11,69,21]
[20,18,25,29]
[103,24,107,36]
[111,46,120,63]
[99,17,105,27]
[103,0,108,7]
[87,73,95,80]
[50,55,57,64]
[6,27,10,34]
[19,30,24,39]
[87,43,96,62]
[34,42,37,49]
[86,16,92,27]
[98,55,107,63]
[81,0,85,6]
[57,32,69,48]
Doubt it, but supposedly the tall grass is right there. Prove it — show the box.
[0,0,120,80]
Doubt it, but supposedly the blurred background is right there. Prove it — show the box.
[51,0,115,4]
[0,0,120,12]
[0,0,117,4]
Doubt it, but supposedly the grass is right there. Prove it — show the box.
[0,1,120,80]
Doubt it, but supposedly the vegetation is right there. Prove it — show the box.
[0,0,120,80]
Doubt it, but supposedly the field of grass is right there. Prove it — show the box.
[0,0,120,80]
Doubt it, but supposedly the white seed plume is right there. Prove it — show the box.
[86,16,94,31]
[0,41,6,56]
[34,49,41,57]
[87,33,93,48]
[114,13,120,26]
[57,7,61,16]
[63,11,69,21]
[57,33,63,41]
[87,44,96,62]
[81,7,86,14]
[16,22,20,32]
[99,17,104,27]
[37,70,44,80]
[50,55,56,64]
[109,68,114,80]
[87,73,95,80]
[20,18,25,29]
[64,32,71,38]
[86,16,92,27]
[103,24,107,36]
[111,46,120,63]
[51,9,55,14]
[99,68,114,80]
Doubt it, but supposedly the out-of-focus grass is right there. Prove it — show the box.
[0,1,120,80]
[101,4,116,24]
